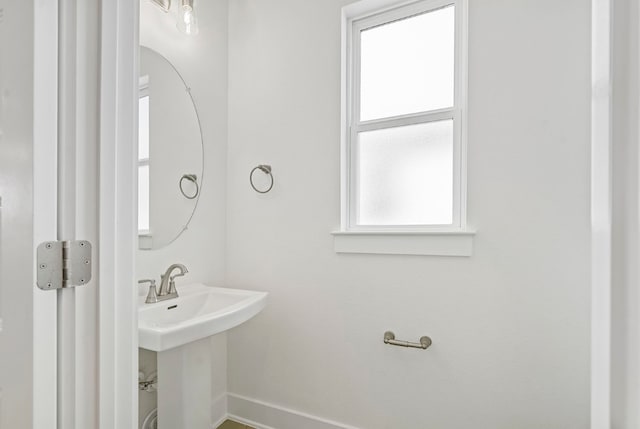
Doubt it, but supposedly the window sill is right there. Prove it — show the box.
[331,230,476,256]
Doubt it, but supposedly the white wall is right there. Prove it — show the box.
[225,1,591,428]
[611,0,640,427]
[138,0,228,286]
[138,2,229,428]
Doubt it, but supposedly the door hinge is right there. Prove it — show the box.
[36,240,92,290]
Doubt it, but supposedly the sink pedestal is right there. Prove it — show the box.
[156,334,227,429]
[137,284,267,428]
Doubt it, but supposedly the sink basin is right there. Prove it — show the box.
[138,283,267,351]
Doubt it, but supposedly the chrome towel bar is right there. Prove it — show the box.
[383,331,432,350]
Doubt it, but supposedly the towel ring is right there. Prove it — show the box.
[250,165,274,194]
[179,174,199,200]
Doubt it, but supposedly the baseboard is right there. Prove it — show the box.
[211,393,228,428]
[227,393,362,429]
[211,414,228,429]
[226,414,277,429]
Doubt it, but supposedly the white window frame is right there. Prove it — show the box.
[335,0,474,256]
[138,76,151,236]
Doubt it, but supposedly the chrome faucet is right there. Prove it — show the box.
[155,263,188,302]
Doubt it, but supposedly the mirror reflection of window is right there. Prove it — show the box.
[138,75,150,234]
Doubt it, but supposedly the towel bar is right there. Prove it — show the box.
[383,331,432,350]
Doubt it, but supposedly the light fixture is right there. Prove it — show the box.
[148,0,198,36]
[176,0,199,36]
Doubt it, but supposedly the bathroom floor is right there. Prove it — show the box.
[218,419,255,429]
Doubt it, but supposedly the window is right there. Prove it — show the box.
[335,0,473,256]
[138,76,150,234]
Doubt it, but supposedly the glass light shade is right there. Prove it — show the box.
[176,0,199,35]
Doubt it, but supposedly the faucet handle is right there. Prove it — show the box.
[167,276,181,295]
[168,281,177,295]
[168,270,187,295]
[139,279,158,304]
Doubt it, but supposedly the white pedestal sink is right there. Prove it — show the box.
[138,283,267,429]
[139,283,267,352]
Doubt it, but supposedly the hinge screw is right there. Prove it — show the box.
[39,263,47,269]
[47,283,52,288]
[84,260,90,265]
[45,243,52,249]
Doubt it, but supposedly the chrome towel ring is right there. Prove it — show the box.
[179,174,199,200]
[250,164,274,194]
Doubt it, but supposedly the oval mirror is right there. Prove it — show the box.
[138,46,203,250]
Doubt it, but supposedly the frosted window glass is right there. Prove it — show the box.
[360,5,455,121]
[138,96,150,160]
[357,120,453,225]
[138,165,150,231]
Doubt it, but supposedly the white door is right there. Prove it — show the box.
[0,1,139,428]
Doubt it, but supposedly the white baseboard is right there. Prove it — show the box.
[226,393,362,429]
[211,393,228,428]
[211,415,228,429]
